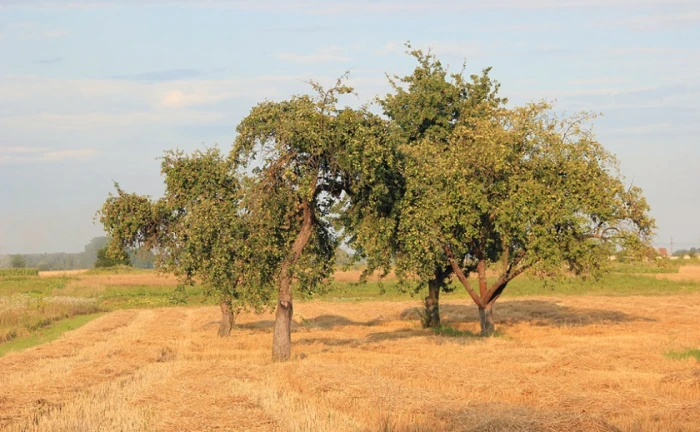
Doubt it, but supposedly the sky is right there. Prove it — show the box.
[0,0,699,254]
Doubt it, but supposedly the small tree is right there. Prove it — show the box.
[99,148,274,337]
[94,245,131,268]
[9,254,26,269]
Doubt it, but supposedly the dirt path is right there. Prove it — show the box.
[1,295,699,431]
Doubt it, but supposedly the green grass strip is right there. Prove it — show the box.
[0,312,105,358]
[665,349,700,361]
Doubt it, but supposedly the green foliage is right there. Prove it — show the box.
[10,254,26,269]
[94,246,131,268]
[233,77,398,300]
[350,47,655,318]
[0,268,39,277]
[98,148,276,314]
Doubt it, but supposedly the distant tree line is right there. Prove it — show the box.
[673,248,699,257]
[0,236,155,271]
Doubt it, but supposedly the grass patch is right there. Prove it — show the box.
[431,325,478,338]
[665,348,700,361]
[0,312,104,357]
[0,268,39,277]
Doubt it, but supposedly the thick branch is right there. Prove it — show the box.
[483,249,528,304]
[278,201,314,304]
[444,245,483,307]
[477,260,488,298]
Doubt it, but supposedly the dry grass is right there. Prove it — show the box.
[38,270,89,278]
[1,294,699,431]
[651,265,700,282]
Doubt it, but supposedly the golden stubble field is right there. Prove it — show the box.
[1,272,700,431]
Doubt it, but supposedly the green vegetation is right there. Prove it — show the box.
[10,254,26,268]
[431,326,478,338]
[94,245,131,268]
[665,348,700,361]
[0,313,104,358]
[319,271,700,302]
[0,268,39,277]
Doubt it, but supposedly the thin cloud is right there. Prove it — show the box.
[34,56,64,65]
[0,146,96,163]
[277,47,352,64]
[1,22,67,39]
[112,68,202,82]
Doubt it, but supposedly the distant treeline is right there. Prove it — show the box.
[0,237,155,271]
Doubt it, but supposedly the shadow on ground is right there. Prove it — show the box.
[400,299,655,327]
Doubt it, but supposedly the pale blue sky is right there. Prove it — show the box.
[1,0,698,253]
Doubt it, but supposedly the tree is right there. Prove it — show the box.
[351,47,505,328]
[233,78,395,361]
[99,148,275,337]
[94,245,131,268]
[356,47,654,335]
[10,254,26,269]
[405,96,654,335]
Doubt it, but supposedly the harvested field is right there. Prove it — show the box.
[1,294,699,431]
[38,269,89,278]
[651,265,700,282]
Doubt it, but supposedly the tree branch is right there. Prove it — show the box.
[444,245,483,307]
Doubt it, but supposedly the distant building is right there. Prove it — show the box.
[658,248,669,257]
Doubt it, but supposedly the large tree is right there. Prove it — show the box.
[406,97,654,335]
[233,79,396,361]
[99,148,275,336]
[354,47,505,328]
[356,48,654,334]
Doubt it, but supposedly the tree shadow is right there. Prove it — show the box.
[234,314,388,333]
[399,299,655,327]
[295,328,428,348]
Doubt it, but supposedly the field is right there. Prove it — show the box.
[1,264,700,431]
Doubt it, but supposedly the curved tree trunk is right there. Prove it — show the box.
[423,279,441,328]
[272,200,314,362]
[478,304,495,336]
[218,298,235,337]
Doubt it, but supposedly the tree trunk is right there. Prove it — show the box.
[218,299,234,337]
[478,304,495,336]
[272,299,293,361]
[271,200,314,362]
[423,279,441,328]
